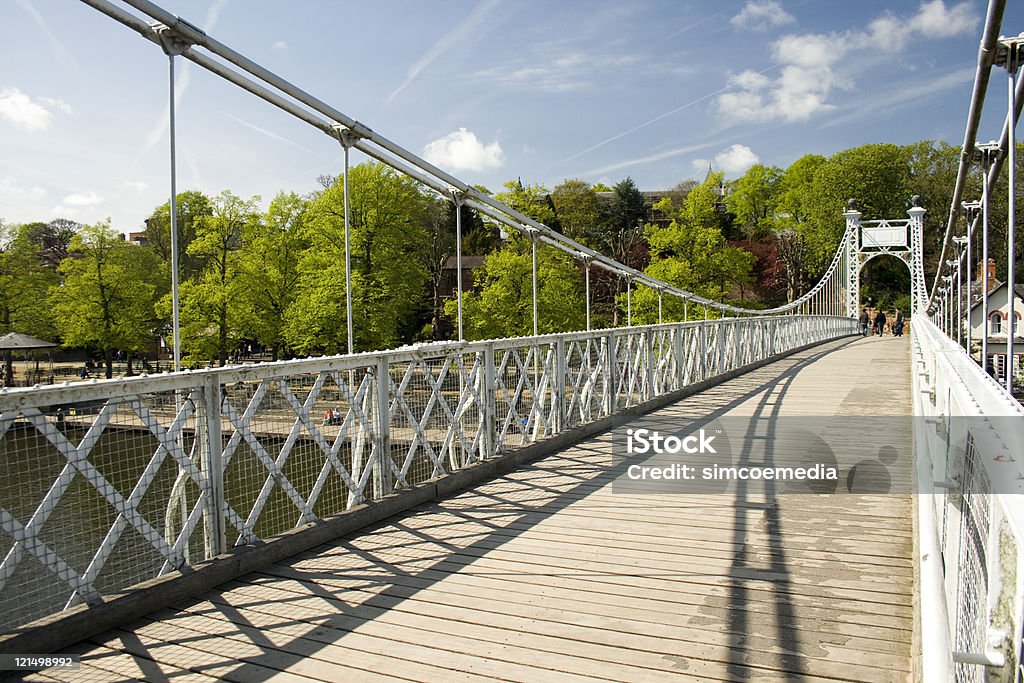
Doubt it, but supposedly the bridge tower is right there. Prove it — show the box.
[842,198,928,317]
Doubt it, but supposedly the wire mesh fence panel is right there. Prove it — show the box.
[0,386,204,631]
[562,337,606,429]
[614,332,646,408]
[682,325,705,385]
[651,327,678,396]
[493,341,557,451]
[954,434,990,683]
[219,368,372,546]
[386,352,484,489]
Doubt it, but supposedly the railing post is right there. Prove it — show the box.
[554,338,566,432]
[644,328,655,400]
[719,320,728,373]
[605,332,617,415]
[699,322,708,381]
[201,375,226,558]
[483,343,496,458]
[674,324,684,390]
[373,357,392,497]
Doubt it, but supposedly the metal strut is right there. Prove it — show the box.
[333,125,364,355]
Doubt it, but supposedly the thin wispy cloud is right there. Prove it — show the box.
[819,65,974,129]
[552,63,780,171]
[220,111,320,156]
[658,10,727,44]
[580,139,726,177]
[133,0,228,169]
[387,0,503,103]
[14,0,83,73]
[0,178,46,204]
[471,52,640,94]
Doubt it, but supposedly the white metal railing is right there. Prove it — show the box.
[0,315,854,632]
[912,317,1024,682]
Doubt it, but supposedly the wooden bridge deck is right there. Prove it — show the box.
[22,334,914,683]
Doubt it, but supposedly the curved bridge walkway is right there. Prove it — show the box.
[24,335,913,683]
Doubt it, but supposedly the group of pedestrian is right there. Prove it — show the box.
[859,308,905,337]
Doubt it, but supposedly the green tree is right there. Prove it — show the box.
[236,192,310,360]
[0,223,60,384]
[0,223,57,338]
[286,162,430,354]
[774,154,826,298]
[50,223,161,378]
[141,190,214,280]
[496,179,561,230]
[448,234,584,340]
[726,164,782,239]
[629,173,754,322]
[804,143,911,270]
[551,179,605,243]
[166,191,259,367]
[905,140,963,279]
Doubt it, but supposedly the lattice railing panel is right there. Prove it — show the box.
[0,314,855,632]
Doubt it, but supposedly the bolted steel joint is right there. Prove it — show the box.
[961,200,981,220]
[449,187,466,206]
[973,141,1003,167]
[994,35,1024,72]
[332,124,363,149]
[153,23,192,56]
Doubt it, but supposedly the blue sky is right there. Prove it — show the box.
[1,0,1020,232]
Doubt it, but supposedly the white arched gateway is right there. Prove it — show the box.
[841,198,928,318]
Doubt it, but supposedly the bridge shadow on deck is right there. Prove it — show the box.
[50,337,914,683]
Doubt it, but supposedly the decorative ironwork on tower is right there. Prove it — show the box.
[842,198,927,317]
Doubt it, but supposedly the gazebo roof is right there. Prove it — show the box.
[0,332,58,351]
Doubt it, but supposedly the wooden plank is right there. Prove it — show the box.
[213,572,911,678]
[254,555,914,636]
[88,617,427,683]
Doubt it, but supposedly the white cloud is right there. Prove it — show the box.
[272,41,288,50]
[423,128,505,172]
[0,88,72,131]
[0,178,46,204]
[730,1,795,31]
[121,181,148,193]
[716,1,977,124]
[62,191,103,207]
[715,145,760,175]
[691,158,711,175]
[909,0,977,38]
[38,97,74,115]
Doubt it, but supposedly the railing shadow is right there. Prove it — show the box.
[69,338,860,681]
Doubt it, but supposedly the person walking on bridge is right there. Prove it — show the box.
[874,309,887,336]
[859,308,870,336]
[893,309,905,337]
